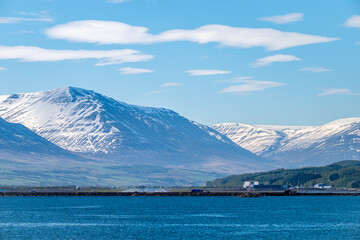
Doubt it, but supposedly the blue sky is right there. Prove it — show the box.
[0,0,359,126]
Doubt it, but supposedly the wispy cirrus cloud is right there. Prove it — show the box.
[148,82,182,95]
[0,16,53,24]
[251,54,301,68]
[161,82,182,87]
[185,69,231,76]
[17,30,35,34]
[45,20,339,51]
[17,11,50,17]
[0,67,7,71]
[218,80,285,95]
[318,88,360,96]
[117,67,153,74]
[259,13,304,24]
[0,46,153,66]
[219,76,254,83]
[299,67,333,73]
[1,11,53,24]
[147,90,162,95]
[344,15,360,28]
[107,0,131,3]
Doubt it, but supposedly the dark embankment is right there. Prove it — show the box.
[1,190,360,197]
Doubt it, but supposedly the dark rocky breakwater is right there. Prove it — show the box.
[1,190,360,197]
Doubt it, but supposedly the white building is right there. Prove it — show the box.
[314,183,332,189]
[243,181,259,189]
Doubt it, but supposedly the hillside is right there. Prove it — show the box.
[0,116,107,186]
[0,116,224,186]
[206,160,360,189]
[0,116,85,164]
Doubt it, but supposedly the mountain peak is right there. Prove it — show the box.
[325,117,360,127]
[0,87,268,175]
[47,86,97,102]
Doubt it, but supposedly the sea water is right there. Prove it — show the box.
[0,196,359,239]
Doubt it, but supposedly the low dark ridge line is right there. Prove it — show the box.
[1,191,360,197]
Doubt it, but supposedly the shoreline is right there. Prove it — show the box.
[1,190,360,197]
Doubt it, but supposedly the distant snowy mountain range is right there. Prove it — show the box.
[213,118,360,167]
[0,86,358,186]
[0,87,269,185]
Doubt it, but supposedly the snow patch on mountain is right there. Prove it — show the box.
[0,116,85,164]
[212,123,313,155]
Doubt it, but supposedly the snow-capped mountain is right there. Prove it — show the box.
[0,87,271,175]
[0,116,84,164]
[0,115,222,186]
[213,118,360,167]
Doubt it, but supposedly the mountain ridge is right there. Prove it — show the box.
[0,86,271,176]
[213,118,360,167]
[0,115,86,163]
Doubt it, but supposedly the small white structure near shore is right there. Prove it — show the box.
[243,181,259,189]
[314,183,332,189]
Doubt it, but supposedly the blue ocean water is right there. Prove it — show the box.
[0,196,359,240]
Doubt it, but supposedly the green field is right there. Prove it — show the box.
[0,161,222,187]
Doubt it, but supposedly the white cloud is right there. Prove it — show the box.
[161,82,182,87]
[18,11,50,17]
[344,15,360,28]
[0,67,7,71]
[0,46,153,66]
[0,17,53,24]
[17,30,35,34]
[235,76,253,80]
[318,88,360,96]
[356,41,360,45]
[117,67,153,74]
[0,11,52,24]
[185,69,231,76]
[219,76,254,83]
[147,90,162,95]
[259,13,304,24]
[107,0,131,3]
[45,20,339,51]
[148,83,182,95]
[218,80,285,94]
[300,67,333,73]
[251,54,301,68]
